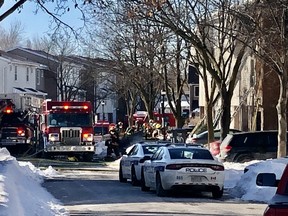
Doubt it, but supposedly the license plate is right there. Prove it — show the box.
[186,168,207,172]
[191,176,203,182]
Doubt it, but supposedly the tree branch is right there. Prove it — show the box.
[0,0,27,22]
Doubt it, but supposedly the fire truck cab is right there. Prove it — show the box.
[39,100,95,161]
[0,93,40,156]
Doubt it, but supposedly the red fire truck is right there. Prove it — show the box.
[132,111,176,127]
[93,120,111,143]
[0,93,40,156]
[39,100,95,161]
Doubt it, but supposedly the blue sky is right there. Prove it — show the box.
[1,1,84,39]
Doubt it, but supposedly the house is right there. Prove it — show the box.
[0,50,46,97]
[6,47,122,124]
[7,47,58,100]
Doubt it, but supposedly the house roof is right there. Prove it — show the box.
[0,50,40,66]
[7,47,59,63]
[13,87,47,96]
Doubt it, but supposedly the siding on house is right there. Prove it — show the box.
[0,50,41,95]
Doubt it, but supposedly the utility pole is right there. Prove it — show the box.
[101,101,105,136]
[161,91,166,140]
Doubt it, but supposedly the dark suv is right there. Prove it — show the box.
[219,131,283,163]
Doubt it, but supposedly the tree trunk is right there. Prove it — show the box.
[276,72,288,158]
[206,101,214,150]
[220,89,231,142]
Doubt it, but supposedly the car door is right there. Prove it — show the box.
[122,145,138,177]
[145,149,161,187]
[150,149,165,188]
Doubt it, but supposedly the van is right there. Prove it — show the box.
[219,131,283,163]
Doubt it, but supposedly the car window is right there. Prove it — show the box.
[127,145,136,155]
[155,149,164,160]
[169,148,214,160]
[214,131,221,139]
[267,132,278,146]
[151,148,161,160]
[229,134,246,147]
[251,133,268,146]
[130,145,139,156]
[143,145,160,154]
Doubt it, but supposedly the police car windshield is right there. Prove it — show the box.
[169,148,214,160]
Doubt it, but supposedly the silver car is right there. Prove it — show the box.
[141,145,225,198]
[119,141,169,185]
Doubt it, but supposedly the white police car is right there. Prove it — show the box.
[141,145,225,198]
[119,141,169,185]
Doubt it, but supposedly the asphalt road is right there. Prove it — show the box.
[39,163,267,216]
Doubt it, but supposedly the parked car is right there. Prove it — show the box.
[186,129,241,146]
[219,130,285,163]
[119,141,169,185]
[256,164,288,216]
[141,144,225,198]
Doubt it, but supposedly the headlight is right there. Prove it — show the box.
[83,133,93,142]
[48,133,59,141]
[17,129,25,137]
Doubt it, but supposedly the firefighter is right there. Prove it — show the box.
[105,126,121,159]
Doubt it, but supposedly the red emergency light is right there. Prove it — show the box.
[51,105,88,110]
[4,107,13,113]
[17,129,25,136]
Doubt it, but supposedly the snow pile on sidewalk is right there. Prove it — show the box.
[0,148,68,216]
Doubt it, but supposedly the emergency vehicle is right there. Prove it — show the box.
[93,120,115,143]
[39,100,95,161]
[0,93,41,155]
[132,111,176,127]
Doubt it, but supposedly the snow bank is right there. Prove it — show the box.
[0,148,68,216]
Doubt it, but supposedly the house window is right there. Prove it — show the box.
[194,86,199,97]
[14,66,18,81]
[36,69,41,85]
[26,68,29,82]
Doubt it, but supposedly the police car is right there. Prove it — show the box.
[119,141,169,185]
[141,145,225,198]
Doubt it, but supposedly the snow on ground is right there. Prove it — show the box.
[0,142,288,215]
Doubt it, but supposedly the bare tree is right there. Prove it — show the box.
[237,1,288,157]
[0,20,24,50]
[124,0,252,143]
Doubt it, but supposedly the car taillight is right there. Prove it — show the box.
[209,165,224,171]
[224,145,232,152]
[166,163,224,171]
[166,164,183,170]
[263,206,275,216]
[17,129,25,136]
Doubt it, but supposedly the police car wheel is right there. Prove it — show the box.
[141,169,150,191]
[131,166,139,186]
[156,173,168,197]
[212,187,223,199]
[119,165,127,183]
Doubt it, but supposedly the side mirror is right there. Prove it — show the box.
[256,173,278,187]
[139,155,151,163]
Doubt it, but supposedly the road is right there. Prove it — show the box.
[36,161,267,216]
